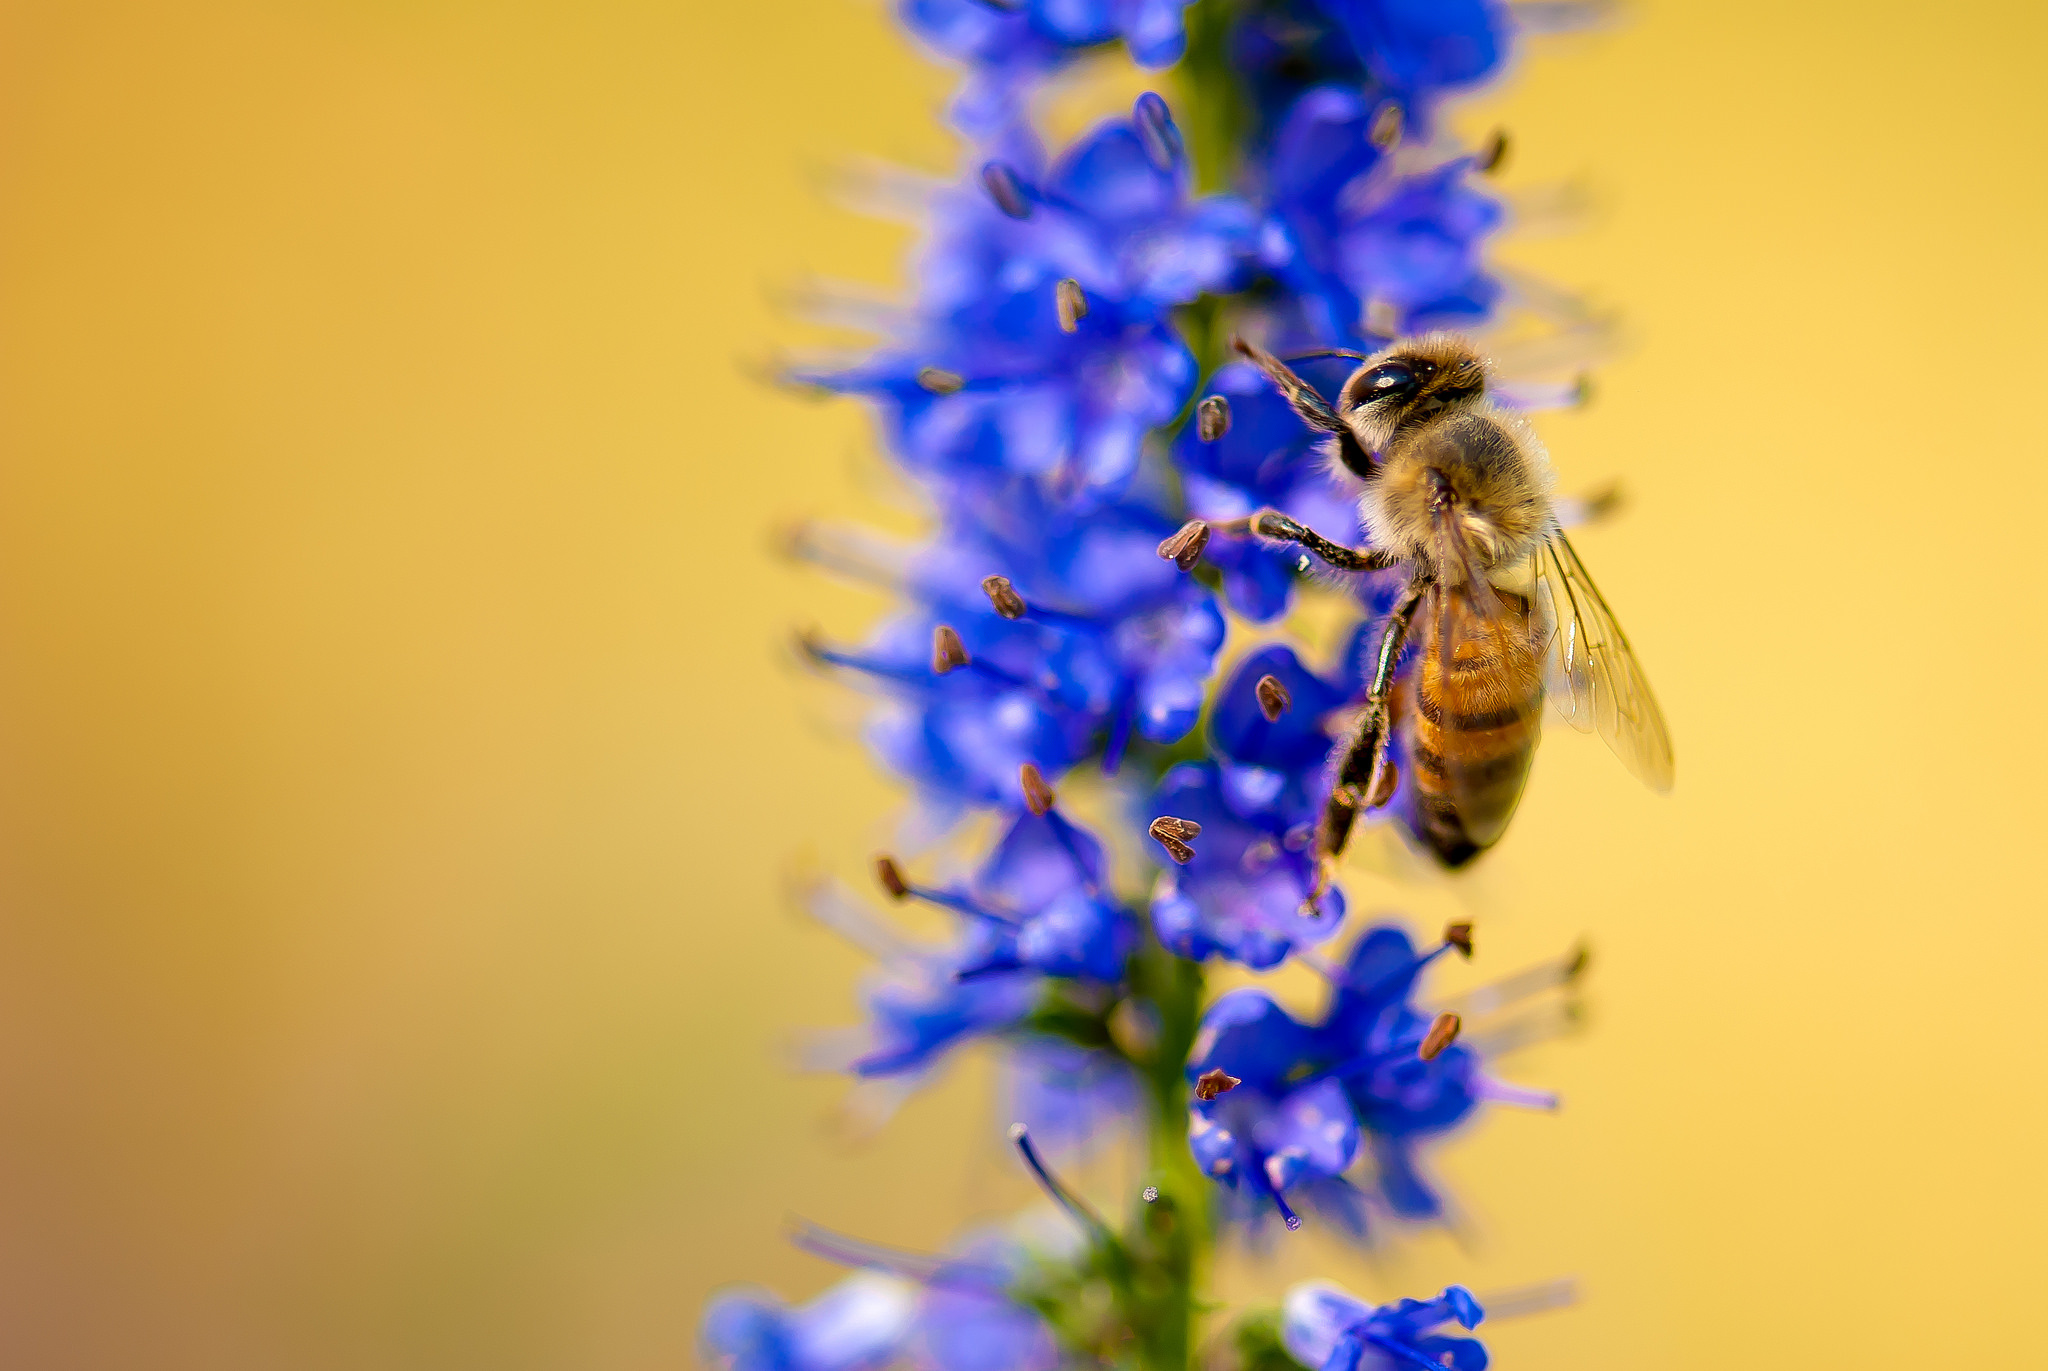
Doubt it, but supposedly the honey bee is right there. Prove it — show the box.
[1172,333,1673,874]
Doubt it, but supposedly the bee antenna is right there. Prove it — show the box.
[1283,348,1372,362]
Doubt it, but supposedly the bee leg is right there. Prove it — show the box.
[1205,509,1396,573]
[1251,510,1398,573]
[1230,336,1344,432]
[1306,584,1426,903]
[1229,336,1378,478]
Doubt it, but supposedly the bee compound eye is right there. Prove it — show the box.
[1361,361,1417,399]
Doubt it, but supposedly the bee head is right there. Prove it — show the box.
[1338,333,1489,452]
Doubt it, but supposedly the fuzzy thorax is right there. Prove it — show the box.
[1359,401,1555,581]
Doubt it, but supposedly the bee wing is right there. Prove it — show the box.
[1426,519,1543,848]
[1531,531,1675,791]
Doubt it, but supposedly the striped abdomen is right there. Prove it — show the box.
[1397,587,1544,867]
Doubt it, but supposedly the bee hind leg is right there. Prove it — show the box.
[1305,584,1426,905]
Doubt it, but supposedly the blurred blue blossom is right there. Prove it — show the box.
[804,805,1140,1144]
[901,1,1199,142]
[1283,1279,1488,1371]
[701,1273,919,1371]
[1261,84,1503,343]
[809,99,1252,504]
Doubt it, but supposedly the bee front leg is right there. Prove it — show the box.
[1307,584,1426,902]
[1201,510,1396,573]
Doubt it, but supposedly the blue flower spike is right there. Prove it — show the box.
[725,0,1623,1360]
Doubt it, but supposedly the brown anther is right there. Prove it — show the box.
[1368,100,1403,150]
[916,366,965,395]
[1581,479,1624,522]
[1572,373,1595,408]
[1156,519,1211,571]
[1055,278,1088,333]
[1443,921,1474,958]
[981,161,1032,219]
[1564,941,1591,981]
[1019,763,1055,816]
[932,624,970,674]
[1364,299,1401,337]
[981,574,1027,619]
[1195,394,1231,442]
[1254,674,1291,723]
[1364,756,1399,809]
[1418,1012,1462,1062]
[874,855,910,900]
[1477,128,1510,174]
[1148,815,1201,864]
[1193,1068,1241,1101]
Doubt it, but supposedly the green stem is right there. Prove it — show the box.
[1173,0,1250,196]
[1124,934,1208,1371]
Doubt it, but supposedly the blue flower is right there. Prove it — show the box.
[1312,0,1508,112]
[1185,989,1357,1231]
[1283,1280,1488,1371]
[1260,85,1503,342]
[1181,922,1531,1232]
[809,486,1224,807]
[786,1220,1069,1371]
[1173,358,1367,622]
[913,1234,1062,1371]
[812,98,1254,503]
[1147,646,1365,968]
[850,926,1045,1079]
[1003,1036,1143,1157]
[900,1,1200,142]
[1317,925,1482,1220]
[807,805,1138,1150]
[1148,760,1346,969]
[1207,643,1358,820]
[701,1273,919,1371]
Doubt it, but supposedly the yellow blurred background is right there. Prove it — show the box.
[1,0,2045,1366]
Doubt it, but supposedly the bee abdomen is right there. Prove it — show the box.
[1398,604,1543,866]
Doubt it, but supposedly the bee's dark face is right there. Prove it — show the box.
[1338,337,1488,429]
